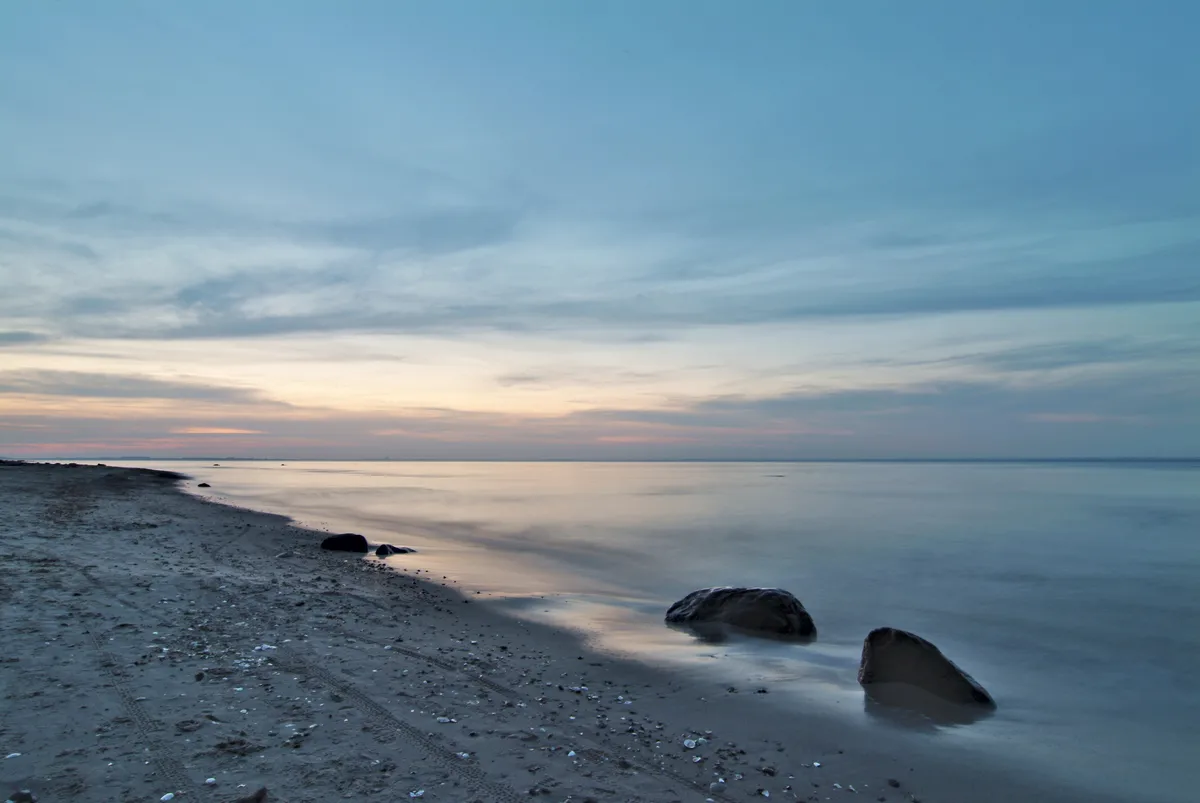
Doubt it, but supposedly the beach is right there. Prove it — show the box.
[0,462,1159,803]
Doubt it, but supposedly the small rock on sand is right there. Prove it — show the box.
[320,532,369,552]
[375,544,417,557]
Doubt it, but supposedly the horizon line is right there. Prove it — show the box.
[8,456,1198,464]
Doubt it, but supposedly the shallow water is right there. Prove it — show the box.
[126,459,1198,801]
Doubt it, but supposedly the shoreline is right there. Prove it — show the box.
[0,462,1135,802]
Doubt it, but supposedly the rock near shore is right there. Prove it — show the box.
[320,533,369,553]
[665,587,816,640]
[375,544,416,557]
[857,627,995,708]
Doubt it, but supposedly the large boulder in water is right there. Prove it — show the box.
[320,533,369,553]
[858,627,995,708]
[665,587,816,640]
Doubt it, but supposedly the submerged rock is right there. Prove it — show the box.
[320,533,369,553]
[375,544,417,557]
[197,482,210,488]
[858,627,995,708]
[665,587,816,640]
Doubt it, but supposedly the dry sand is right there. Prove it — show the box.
[0,463,1117,803]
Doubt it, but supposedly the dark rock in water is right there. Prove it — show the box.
[7,791,37,803]
[858,627,995,708]
[375,544,417,557]
[665,587,816,641]
[320,533,369,553]
[231,788,268,803]
[197,482,210,488]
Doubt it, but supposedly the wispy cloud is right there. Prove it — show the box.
[1026,413,1145,425]
[0,331,47,346]
[170,426,265,435]
[0,370,271,403]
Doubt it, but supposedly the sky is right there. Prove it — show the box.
[1,1,1198,460]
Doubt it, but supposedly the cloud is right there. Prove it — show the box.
[0,370,270,403]
[6,175,1200,346]
[1,360,1196,458]
[308,207,522,254]
[169,426,265,435]
[0,331,47,346]
[868,337,1200,375]
[1026,413,1144,424]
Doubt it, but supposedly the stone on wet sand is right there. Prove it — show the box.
[376,544,417,557]
[320,532,369,552]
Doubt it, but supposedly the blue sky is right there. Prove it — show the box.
[1,1,1197,458]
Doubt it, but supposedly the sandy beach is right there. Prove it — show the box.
[0,462,1133,803]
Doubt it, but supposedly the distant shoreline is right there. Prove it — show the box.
[7,456,1198,464]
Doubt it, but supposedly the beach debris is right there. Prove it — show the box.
[709,780,726,794]
[683,738,698,749]
[161,794,175,801]
[456,752,471,759]
[252,644,276,651]
[4,754,20,760]
[408,791,425,798]
[436,716,455,723]
[812,761,822,768]
[204,778,217,785]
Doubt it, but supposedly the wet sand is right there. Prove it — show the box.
[0,462,1130,802]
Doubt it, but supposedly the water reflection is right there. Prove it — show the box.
[864,683,997,729]
[666,620,817,646]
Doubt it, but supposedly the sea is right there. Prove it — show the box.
[118,459,1198,802]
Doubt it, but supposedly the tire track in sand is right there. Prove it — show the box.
[270,647,527,803]
[82,625,202,799]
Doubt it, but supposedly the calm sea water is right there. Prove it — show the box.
[126,460,1198,801]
